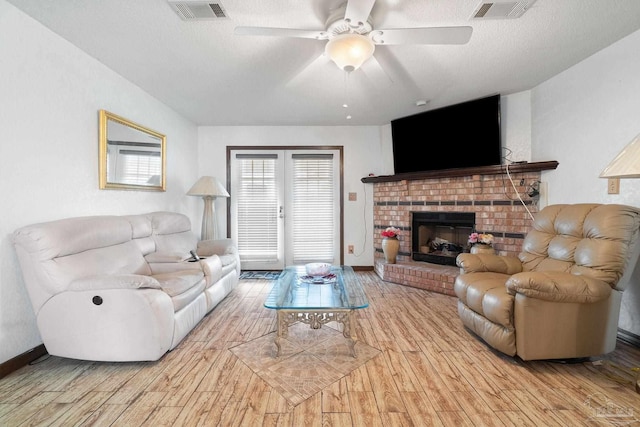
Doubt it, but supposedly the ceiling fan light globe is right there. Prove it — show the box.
[325,33,375,72]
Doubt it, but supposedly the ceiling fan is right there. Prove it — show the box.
[234,0,473,73]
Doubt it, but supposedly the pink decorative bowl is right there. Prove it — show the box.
[305,263,331,277]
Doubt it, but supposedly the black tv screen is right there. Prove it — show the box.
[391,94,501,174]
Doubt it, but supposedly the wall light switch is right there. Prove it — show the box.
[348,192,357,201]
[608,178,620,194]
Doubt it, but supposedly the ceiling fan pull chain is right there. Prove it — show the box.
[343,71,350,109]
[344,71,352,120]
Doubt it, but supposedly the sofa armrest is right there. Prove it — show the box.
[199,255,222,284]
[456,253,523,274]
[505,272,612,303]
[197,238,237,257]
[68,274,161,291]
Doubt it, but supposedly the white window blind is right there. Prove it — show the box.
[234,154,279,262]
[107,143,161,185]
[120,149,161,185]
[291,154,334,264]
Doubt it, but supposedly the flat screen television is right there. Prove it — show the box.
[391,94,501,174]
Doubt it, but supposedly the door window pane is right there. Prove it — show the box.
[291,154,334,264]
[234,154,279,262]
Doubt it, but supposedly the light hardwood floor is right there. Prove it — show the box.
[1,271,639,426]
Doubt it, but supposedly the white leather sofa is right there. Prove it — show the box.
[13,211,240,362]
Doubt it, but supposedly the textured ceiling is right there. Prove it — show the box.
[7,0,640,126]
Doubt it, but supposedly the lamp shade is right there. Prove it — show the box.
[325,33,375,72]
[187,176,229,197]
[600,134,640,178]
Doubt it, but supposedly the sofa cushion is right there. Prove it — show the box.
[146,212,197,256]
[69,274,161,291]
[145,252,191,263]
[125,215,153,238]
[152,270,206,311]
[50,240,152,284]
[14,216,131,259]
[148,211,192,234]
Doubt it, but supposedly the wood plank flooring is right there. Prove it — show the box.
[1,271,639,426]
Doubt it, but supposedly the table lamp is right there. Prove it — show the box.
[600,134,640,178]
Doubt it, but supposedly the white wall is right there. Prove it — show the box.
[197,126,390,266]
[0,1,200,364]
[501,91,532,163]
[532,29,640,335]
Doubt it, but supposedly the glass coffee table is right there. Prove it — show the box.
[264,265,369,357]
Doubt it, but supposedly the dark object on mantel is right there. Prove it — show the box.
[361,161,559,183]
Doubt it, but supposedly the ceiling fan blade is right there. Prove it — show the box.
[360,55,393,86]
[344,0,376,27]
[285,53,331,88]
[235,26,328,40]
[370,26,473,45]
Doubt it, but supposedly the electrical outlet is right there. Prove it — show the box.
[608,178,620,194]
[348,245,354,254]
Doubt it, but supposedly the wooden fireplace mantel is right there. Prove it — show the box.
[361,160,559,183]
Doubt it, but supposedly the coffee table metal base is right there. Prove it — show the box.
[275,309,357,358]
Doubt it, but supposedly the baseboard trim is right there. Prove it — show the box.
[0,344,48,380]
[618,328,640,347]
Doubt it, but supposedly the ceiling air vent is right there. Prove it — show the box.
[168,1,228,21]
[471,0,536,19]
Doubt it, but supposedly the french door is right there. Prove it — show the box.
[229,148,342,270]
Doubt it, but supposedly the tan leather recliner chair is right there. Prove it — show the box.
[454,204,640,361]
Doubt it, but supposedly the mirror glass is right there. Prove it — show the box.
[99,110,166,191]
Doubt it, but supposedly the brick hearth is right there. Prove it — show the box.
[364,163,557,295]
[374,259,459,296]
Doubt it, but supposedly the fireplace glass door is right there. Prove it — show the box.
[412,212,474,266]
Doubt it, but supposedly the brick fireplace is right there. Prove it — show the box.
[363,162,558,295]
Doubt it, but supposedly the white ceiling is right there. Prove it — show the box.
[7,0,640,126]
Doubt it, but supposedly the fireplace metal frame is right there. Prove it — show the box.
[411,211,475,266]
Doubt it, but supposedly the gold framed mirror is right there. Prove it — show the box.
[99,110,166,191]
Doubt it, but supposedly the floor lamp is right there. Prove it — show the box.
[187,176,230,240]
[600,133,640,395]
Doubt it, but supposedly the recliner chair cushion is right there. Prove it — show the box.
[455,272,513,328]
